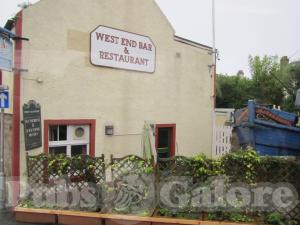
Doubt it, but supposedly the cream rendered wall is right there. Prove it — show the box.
[19,0,214,175]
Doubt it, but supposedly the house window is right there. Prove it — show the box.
[48,125,90,156]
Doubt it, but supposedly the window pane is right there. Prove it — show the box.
[71,145,87,156]
[59,125,67,141]
[49,146,67,155]
[49,125,58,141]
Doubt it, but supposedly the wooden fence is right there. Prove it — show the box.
[25,153,300,222]
[212,125,233,158]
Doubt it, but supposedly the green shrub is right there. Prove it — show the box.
[265,212,285,225]
[159,208,199,219]
[208,211,253,223]
[221,147,261,184]
[229,212,253,223]
[190,154,223,179]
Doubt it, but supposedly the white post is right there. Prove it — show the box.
[212,0,216,60]
[211,0,217,157]
[211,0,217,103]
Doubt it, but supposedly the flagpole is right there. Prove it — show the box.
[212,0,216,107]
[212,0,216,58]
[211,0,217,158]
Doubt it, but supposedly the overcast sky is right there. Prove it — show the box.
[1,0,300,75]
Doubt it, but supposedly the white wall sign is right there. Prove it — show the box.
[91,26,156,73]
[0,35,13,72]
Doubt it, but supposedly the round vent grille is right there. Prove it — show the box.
[75,127,85,138]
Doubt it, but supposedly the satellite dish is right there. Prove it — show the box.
[295,89,300,108]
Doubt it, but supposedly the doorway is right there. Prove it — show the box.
[155,124,176,159]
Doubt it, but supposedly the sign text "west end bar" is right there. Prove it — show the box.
[91,26,156,73]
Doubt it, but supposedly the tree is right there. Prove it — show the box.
[216,74,254,108]
[281,61,300,112]
[216,55,300,111]
[249,55,284,106]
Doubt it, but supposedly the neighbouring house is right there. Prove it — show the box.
[2,0,215,183]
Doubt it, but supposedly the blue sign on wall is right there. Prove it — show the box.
[0,91,9,109]
[0,35,13,72]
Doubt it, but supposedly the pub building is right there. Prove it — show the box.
[2,0,215,183]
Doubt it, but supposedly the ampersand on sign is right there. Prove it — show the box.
[124,47,129,54]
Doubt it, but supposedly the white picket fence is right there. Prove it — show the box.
[212,125,233,158]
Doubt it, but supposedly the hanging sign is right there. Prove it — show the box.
[91,26,156,73]
[0,34,13,72]
[23,100,42,150]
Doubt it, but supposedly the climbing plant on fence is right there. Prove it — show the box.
[156,149,300,223]
[25,153,106,211]
[156,154,224,219]
[101,155,155,215]
[27,153,48,184]
[156,156,193,178]
[27,153,106,185]
[110,154,153,181]
[220,150,300,222]
[256,157,300,220]
[24,151,300,223]
[157,154,223,182]
[221,147,261,184]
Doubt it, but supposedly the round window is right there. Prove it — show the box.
[75,127,85,138]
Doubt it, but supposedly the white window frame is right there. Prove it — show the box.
[48,125,90,156]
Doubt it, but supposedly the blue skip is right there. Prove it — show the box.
[234,100,300,156]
